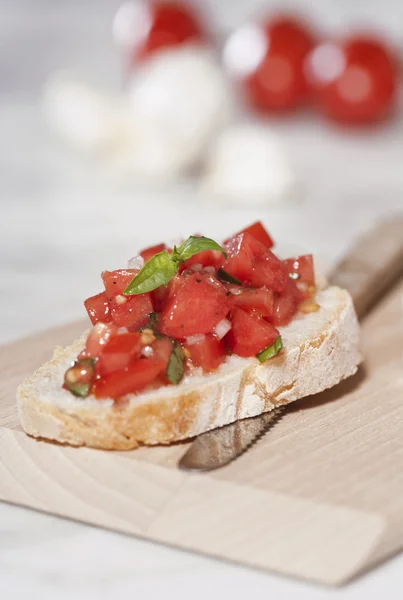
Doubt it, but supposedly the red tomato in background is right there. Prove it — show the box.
[186,334,226,372]
[158,273,233,338]
[84,292,112,325]
[224,15,315,111]
[306,36,398,123]
[123,1,206,63]
[227,308,279,357]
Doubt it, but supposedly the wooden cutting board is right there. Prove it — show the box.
[1,281,403,586]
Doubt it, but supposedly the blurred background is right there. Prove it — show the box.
[1,0,403,342]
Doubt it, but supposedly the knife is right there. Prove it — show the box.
[178,218,403,472]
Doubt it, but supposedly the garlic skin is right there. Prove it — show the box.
[201,123,297,206]
[127,47,235,172]
[43,74,124,153]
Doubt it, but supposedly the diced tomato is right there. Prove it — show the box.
[224,232,265,281]
[159,273,233,338]
[80,323,117,359]
[232,287,274,317]
[84,291,112,325]
[271,280,304,327]
[224,232,286,292]
[249,251,288,292]
[227,308,279,357]
[140,242,166,263]
[101,269,139,299]
[180,250,225,272]
[98,332,143,375]
[283,254,315,285]
[153,336,174,366]
[151,285,169,312]
[110,293,153,331]
[93,356,166,399]
[225,221,274,249]
[186,334,226,372]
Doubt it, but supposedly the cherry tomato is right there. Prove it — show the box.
[227,307,279,357]
[306,36,398,123]
[120,1,206,63]
[84,292,112,325]
[224,15,315,112]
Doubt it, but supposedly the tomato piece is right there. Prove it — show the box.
[130,1,205,63]
[271,280,303,327]
[232,287,274,317]
[283,254,314,284]
[93,356,166,399]
[110,293,153,331]
[224,232,287,292]
[159,273,233,338]
[84,291,112,325]
[306,36,397,123]
[180,250,225,272]
[80,323,117,359]
[249,252,287,292]
[98,332,143,375]
[225,221,274,249]
[227,308,279,357]
[224,16,315,112]
[153,336,174,366]
[224,232,265,281]
[140,242,166,263]
[186,334,226,372]
[102,269,139,299]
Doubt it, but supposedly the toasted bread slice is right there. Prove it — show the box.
[17,286,360,450]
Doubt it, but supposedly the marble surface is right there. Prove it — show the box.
[1,1,403,598]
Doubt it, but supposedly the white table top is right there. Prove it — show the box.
[1,1,403,598]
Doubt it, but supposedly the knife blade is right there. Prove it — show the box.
[178,407,284,471]
[178,218,403,472]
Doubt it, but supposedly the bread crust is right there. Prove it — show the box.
[17,286,361,450]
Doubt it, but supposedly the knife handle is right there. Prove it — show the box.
[329,218,403,320]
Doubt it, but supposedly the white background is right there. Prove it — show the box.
[1,1,402,598]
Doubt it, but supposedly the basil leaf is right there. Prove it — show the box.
[124,251,178,295]
[217,268,242,285]
[256,336,283,363]
[176,236,227,263]
[166,341,185,385]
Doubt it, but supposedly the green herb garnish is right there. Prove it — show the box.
[166,341,185,385]
[256,336,283,363]
[124,236,227,295]
[217,268,242,285]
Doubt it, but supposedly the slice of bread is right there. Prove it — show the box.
[17,286,360,450]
